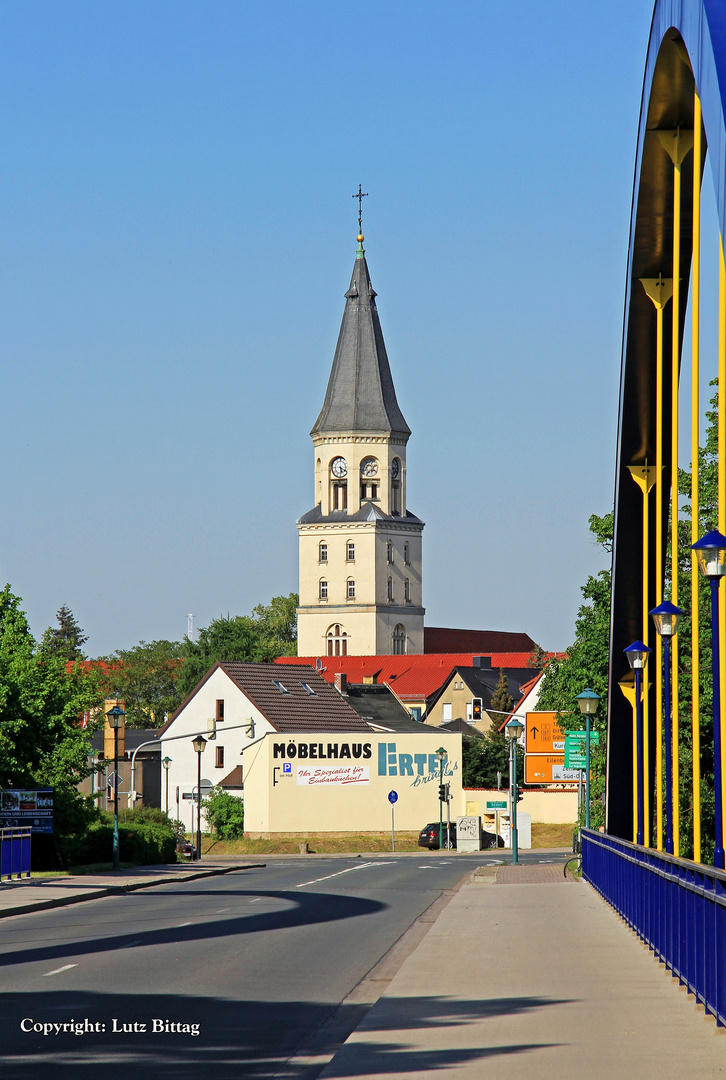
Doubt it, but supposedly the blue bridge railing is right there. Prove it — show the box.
[582,828,726,1026]
[0,827,32,882]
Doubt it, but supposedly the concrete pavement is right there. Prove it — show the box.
[319,863,725,1080]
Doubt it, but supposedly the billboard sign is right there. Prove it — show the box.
[0,788,54,833]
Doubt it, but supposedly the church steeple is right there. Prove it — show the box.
[311,241,410,439]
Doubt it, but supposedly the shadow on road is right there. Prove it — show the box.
[0,990,571,1079]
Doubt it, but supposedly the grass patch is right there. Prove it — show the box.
[531,823,576,848]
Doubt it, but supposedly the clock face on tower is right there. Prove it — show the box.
[390,459,400,480]
[331,456,348,478]
[360,457,378,478]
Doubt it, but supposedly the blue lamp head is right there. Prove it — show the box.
[649,600,685,637]
[691,530,726,579]
[624,640,651,670]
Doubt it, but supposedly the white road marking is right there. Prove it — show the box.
[42,964,78,977]
[295,861,388,888]
[177,922,193,927]
[248,898,262,903]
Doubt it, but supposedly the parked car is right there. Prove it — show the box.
[177,839,196,859]
[418,822,457,849]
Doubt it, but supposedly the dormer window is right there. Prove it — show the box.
[272,680,289,694]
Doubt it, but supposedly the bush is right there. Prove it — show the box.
[60,815,176,867]
[203,787,244,839]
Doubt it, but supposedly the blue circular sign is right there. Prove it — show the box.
[388,790,398,804]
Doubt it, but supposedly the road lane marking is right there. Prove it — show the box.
[42,964,78,977]
[249,898,261,903]
[295,861,389,888]
[177,922,193,927]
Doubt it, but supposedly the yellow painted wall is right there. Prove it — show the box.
[243,731,462,834]
[463,787,578,824]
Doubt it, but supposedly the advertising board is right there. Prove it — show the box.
[0,788,54,833]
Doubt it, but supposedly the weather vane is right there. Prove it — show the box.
[352,184,368,235]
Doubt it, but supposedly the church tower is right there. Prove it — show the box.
[296,230,425,657]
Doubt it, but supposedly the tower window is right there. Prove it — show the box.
[346,541,355,562]
[387,540,393,563]
[404,579,410,603]
[326,624,348,656]
[319,542,328,563]
[347,579,356,599]
[392,482,401,514]
[387,577,393,602]
[319,579,328,600]
[393,624,406,655]
[333,482,348,511]
[404,542,410,565]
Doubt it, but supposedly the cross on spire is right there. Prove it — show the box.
[352,184,368,234]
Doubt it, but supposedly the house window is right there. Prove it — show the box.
[319,579,328,600]
[319,542,328,563]
[387,577,393,601]
[216,699,224,723]
[347,579,356,599]
[387,540,393,563]
[411,707,422,721]
[404,542,410,565]
[326,624,348,656]
[216,746,224,769]
[442,703,452,722]
[392,624,406,655]
[404,579,410,603]
[346,541,355,562]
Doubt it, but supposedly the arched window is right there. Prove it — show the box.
[391,459,402,514]
[326,624,348,656]
[360,457,379,501]
[319,579,328,600]
[319,542,328,563]
[392,624,406,655]
[346,579,356,599]
[346,541,355,562]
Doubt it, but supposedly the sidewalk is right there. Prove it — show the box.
[0,858,261,919]
[319,863,726,1080]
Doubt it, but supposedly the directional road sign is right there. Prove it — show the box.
[525,712,565,755]
[564,731,600,769]
[524,755,581,785]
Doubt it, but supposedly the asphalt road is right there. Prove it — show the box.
[0,852,567,1079]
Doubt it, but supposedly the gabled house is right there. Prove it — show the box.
[423,657,541,735]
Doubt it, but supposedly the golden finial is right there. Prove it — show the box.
[357,233,364,243]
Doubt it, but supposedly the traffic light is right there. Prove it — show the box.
[438,783,446,802]
[472,698,482,721]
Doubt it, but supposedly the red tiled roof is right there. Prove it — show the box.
[276,653,537,702]
[424,628,537,653]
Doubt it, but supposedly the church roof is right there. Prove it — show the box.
[311,244,411,439]
[296,504,424,526]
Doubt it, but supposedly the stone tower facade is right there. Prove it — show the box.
[296,237,425,657]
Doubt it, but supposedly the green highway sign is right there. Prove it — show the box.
[486,800,507,809]
[564,731,600,769]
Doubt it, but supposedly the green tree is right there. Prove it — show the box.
[98,639,183,728]
[178,593,298,697]
[489,669,514,719]
[462,725,521,790]
[0,586,104,838]
[40,604,88,660]
[202,786,245,839]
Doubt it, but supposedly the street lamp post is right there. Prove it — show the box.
[625,641,652,846]
[650,601,684,855]
[692,529,726,869]
[436,747,446,850]
[575,690,600,830]
[191,736,207,862]
[505,717,524,864]
[162,756,172,815]
[106,704,125,871]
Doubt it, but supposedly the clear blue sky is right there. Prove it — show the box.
[2,2,675,655]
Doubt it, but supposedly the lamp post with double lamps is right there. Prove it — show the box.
[505,717,524,864]
[691,529,726,869]
[650,601,684,855]
[191,736,207,862]
[575,690,600,830]
[624,641,651,846]
[106,704,126,871]
[436,747,447,850]
[162,756,172,815]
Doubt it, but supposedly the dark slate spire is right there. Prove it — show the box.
[311,241,411,438]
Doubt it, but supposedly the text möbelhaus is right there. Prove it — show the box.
[273,742,373,760]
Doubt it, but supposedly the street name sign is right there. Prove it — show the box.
[486,800,507,809]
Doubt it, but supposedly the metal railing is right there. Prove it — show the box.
[0,826,32,882]
[582,828,726,1026]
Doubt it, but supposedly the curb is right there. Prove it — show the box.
[0,862,266,920]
